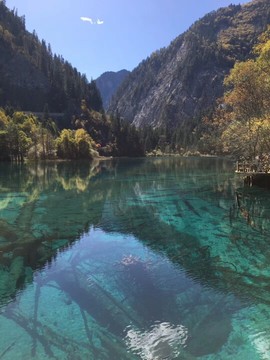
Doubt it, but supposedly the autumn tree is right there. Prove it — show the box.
[56,128,97,159]
[200,27,270,158]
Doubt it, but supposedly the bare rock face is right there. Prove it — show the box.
[109,0,270,129]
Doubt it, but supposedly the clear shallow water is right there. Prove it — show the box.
[0,158,270,359]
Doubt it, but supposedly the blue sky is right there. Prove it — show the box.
[6,0,248,80]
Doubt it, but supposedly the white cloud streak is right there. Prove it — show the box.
[80,17,94,23]
[80,17,104,25]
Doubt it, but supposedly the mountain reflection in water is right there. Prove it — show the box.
[0,158,270,359]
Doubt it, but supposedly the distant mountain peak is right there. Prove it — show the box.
[95,69,130,110]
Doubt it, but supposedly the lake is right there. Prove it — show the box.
[0,157,270,359]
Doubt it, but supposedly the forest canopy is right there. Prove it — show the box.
[198,26,270,159]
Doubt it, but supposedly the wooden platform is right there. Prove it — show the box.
[236,161,270,187]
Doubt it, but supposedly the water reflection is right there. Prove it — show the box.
[234,186,270,236]
[0,158,270,359]
[125,322,188,360]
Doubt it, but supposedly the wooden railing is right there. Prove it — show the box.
[236,161,253,173]
[236,159,270,174]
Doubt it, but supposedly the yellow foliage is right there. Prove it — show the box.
[0,108,9,129]
[221,117,270,157]
[204,26,270,157]
[224,29,270,122]
[75,128,96,149]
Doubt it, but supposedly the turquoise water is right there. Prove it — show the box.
[0,157,270,359]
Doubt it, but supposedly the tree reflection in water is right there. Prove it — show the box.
[0,158,270,359]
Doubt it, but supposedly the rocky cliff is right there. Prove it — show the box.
[109,0,270,128]
[96,70,130,110]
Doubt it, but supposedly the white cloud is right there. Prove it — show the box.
[80,17,104,25]
[80,17,94,24]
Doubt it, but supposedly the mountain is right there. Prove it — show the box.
[0,2,146,160]
[0,1,102,116]
[109,0,270,129]
[95,70,130,110]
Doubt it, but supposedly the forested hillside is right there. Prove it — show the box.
[0,1,146,160]
[0,0,102,115]
[109,0,270,138]
[2,0,270,160]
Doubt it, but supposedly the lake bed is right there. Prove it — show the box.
[0,158,269,359]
